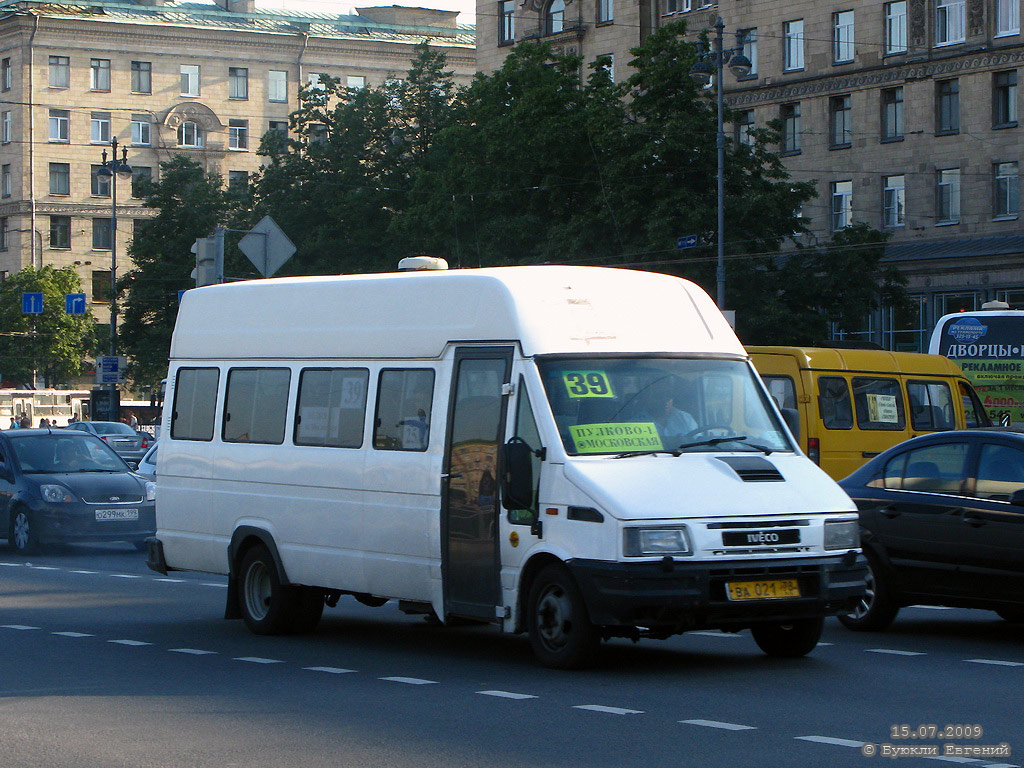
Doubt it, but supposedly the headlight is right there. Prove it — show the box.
[40,484,76,503]
[624,526,692,557]
[824,520,860,550]
[145,482,156,502]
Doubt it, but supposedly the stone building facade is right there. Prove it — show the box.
[0,0,475,326]
[477,0,1024,350]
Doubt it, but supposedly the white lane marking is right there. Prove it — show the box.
[29,565,59,570]
[52,631,93,638]
[681,719,756,731]
[304,667,356,674]
[1,625,40,630]
[477,690,538,700]
[69,570,98,574]
[169,648,217,655]
[795,736,865,747]
[966,658,1024,667]
[154,578,185,583]
[200,582,228,588]
[689,631,743,638]
[817,642,835,646]
[908,605,953,610]
[234,657,283,664]
[109,639,152,646]
[110,574,141,579]
[866,648,926,656]
[573,705,644,715]
[379,676,438,685]
[0,562,23,566]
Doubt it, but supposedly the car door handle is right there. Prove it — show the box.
[440,473,462,480]
[880,507,901,519]
[862,451,881,458]
[962,515,986,528]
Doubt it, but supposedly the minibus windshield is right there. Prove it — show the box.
[537,357,793,456]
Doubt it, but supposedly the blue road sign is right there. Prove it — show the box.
[65,293,87,315]
[22,292,44,314]
[676,234,698,250]
[177,289,187,303]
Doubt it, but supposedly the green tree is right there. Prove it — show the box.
[0,265,99,386]
[118,156,229,387]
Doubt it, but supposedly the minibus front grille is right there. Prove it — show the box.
[716,456,784,482]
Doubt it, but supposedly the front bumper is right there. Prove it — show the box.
[568,552,867,633]
[31,500,156,545]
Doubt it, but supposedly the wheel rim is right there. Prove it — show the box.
[243,560,272,622]
[13,512,30,551]
[849,562,877,620]
[536,584,574,652]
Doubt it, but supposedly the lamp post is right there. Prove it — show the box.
[689,17,752,311]
[96,138,132,395]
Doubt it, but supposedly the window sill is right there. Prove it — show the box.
[48,139,70,144]
[993,122,1018,130]
[268,98,289,102]
[48,85,69,90]
[833,59,854,66]
[89,89,111,94]
[130,91,152,96]
[180,93,200,98]
[131,143,151,148]
[993,215,1019,221]
[48,193,70,197]
[49,246,71,251]
[596,19,613,26]
[228,97,249,101]
[994,30,1020,38]
[883,49,907,57]
[829,143,852,150]
[783,67,805,74]
[780,149,802,157]
[228,147,248,152]
[935,129,960,137]
[91,248,112,253]
[89,140,111,145]
[933,40,965,48]
[935,219,960,226]
[880,135,905,143]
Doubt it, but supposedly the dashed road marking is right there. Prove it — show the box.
[304,666,356,674]
[795,736,866,747]
[0,562,23,566]
[29,565,59,570]
[681,719,756,731]
[110,574,141,579]
[154,578,185,583]
[234,657,283,664]
[908,605,953,610]
[689,631,743,639]
[200,582,228,588]
[52,631,93,638]
[170,648,217,655]
[573,705,643,715]
[866,649,926,656]
[108,639,152,646]
[69,570,98,574]
[1,625,40,630]
[966,659,1024,667]
[477,690,538,700]
[380,676,438,685]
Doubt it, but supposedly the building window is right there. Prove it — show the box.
[1,58,10,91]
[883,175,906,228]
[936,0,965,44]
[131,114,151,146]
[50,216,71,249]
[268,120,288,136]
[936,78,960,134]
[1,164,10,198]
[937,168,961,224]
[833,11,855,63]
[739,29,757,77]
[307,72,326,92]
[131,166,152,198]
[829,95,852,148]
[229,119,249,150]
[1,111,10,144]
[49,162,70,195]
[885,2,907,53]
[997,0,1020,35]
[91,165,111,197]
[994,161,1020,218]
[781,102,801,153]
[734,109,755,145]
[92,218,113,250]
[500,0,515,41]
[180,64,200,96]
[596,54,614,81]
[831,180,853,231]
[0,217,7,251]
[48,109,69,142]
[881,86,904,140]
[177,121,203,148]
[228,170,248,190]
[131,61,152,94]
[664,0,691,11]
[784,20,804,71]
[229,67,248,99]
[346,75,366,90]
[310,123,329,145]
[268,70,287,102]
[90,112,111,144]
[993,70,1018,127]
[49,55,69,88]
[92,270,112,303]
[90,58,110,91]
[546,0,565,34]
[597,0,613,23]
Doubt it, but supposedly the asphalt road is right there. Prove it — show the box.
[0,544,1021,768]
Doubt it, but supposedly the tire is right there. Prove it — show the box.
[837,554,900,632]
[527,564,599,669]
[8,507,39,555]
[996,607,1024,623]
[750,617,823,658]
[237,545,323,635]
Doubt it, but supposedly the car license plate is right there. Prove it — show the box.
[95,508,139,522]
[726,579,800,601]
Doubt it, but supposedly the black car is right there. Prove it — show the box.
[0,429,156,554]
[838,428,1024,630]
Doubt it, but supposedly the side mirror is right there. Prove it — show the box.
[1009,488,1024,507]
[500,437,535,512]
[781,407,801,442]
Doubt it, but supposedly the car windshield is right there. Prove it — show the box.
[91,422,138,436]
[537,357,793,456]
[11,435,128,473]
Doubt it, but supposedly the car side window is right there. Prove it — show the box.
[818,376,853,430]
[899,442,968,494]
[877,452,907,490]
[853,377,905,431]
[973,443,1024,501]
[762,375,796,409]
[907,381,954,431]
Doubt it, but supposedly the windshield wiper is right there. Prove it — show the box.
[673,435,750,452]
[611,449,683,459]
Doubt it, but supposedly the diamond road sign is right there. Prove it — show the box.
[238,215,296,278]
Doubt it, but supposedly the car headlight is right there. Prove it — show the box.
[624,526,692,557]
[40,484,76,503]
[145,482,156,502]
[824,520,860,550]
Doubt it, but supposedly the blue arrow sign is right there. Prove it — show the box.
[22,292,44,314]
[676,234,698,250]
[178,289,187,303]
[65,293,87,315]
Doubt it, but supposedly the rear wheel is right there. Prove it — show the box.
[527,564,599,669]
[9,508,39,555]
[751,617,823,658]
[838,554,900,631]
[238,545,322,635]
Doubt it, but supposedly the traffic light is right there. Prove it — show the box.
[190,236,222,287]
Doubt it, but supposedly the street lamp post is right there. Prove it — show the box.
[689,17,752,311]
[96,138,132,398]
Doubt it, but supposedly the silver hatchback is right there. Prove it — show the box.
[64,421,151,468]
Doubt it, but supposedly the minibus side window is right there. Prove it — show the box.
[294,368,369,448]
[761,375,796,409]
[818,376,853,430]
[373,369,435,451]
[171,367,219,441]
[508,377,542,525]
[852,377,905,431]
[223,368,290,444]
[907,380,954,431]
[959,381,990,428]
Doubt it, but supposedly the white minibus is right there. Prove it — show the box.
[147,264,866,668]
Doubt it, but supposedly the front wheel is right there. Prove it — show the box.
[837,554,900,631]
[9,508,39,554]
[750,617,823,658]
[527,564,599,669]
